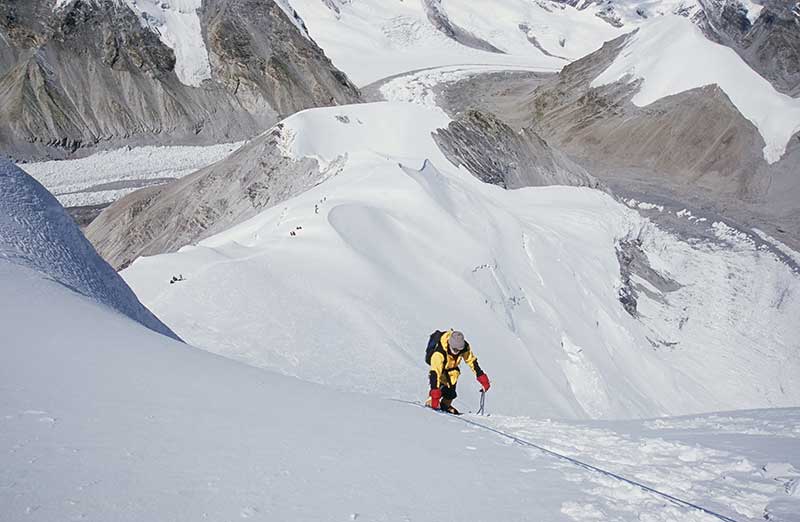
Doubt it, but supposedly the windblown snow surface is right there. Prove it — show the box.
[4,224,800,522]
[124,102,800,422]
[5,104,800,521]
[0,160,177,338]
[591,15,800,164]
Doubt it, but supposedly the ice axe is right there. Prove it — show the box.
[476,389,487,416]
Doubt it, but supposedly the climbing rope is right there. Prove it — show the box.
[453,414,742,522]
[394,398,743,522]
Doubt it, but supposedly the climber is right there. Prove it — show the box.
[425,330,490,415]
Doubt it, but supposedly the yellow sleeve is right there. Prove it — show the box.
[429,350,446,388]
[462,349,482,376]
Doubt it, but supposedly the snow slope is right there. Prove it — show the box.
[591,15,800,163]
[0,160,177,339]
[123,102,800,420]
[4,224,799,522]
[284,0,766,88]
[284,0,624,85]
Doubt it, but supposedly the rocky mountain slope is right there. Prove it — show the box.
[433,110,599,190]
[439,12,800,249]
[85,123,325,270]
[0,0,359,161]
[698,0,800,97]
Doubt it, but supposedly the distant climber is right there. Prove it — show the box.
[169,274,185,284]
[425,330,490,415]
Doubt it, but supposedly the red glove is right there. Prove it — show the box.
[477,374,491,392]
[429,388,442,409]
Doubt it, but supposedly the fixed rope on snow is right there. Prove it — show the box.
[394,399,742,522]
[453,414,743,522]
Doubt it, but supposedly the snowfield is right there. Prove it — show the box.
[4,237,799,521]
[0,158,800,522]
[123,102,800,421]
[2,160,799,522]
[591,15,800,164]
[284,0,626,85]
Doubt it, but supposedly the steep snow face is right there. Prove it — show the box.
[0,160,178,339]
[0,260,558,521]
[4,239,799,522]
[123,102,800,420]
[283,0,623,85]
[591,15,800,163]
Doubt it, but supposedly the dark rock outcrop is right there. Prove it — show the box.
[422,0,505,54]
[698,0,800,97]
[0,0,360,161]
[433,110,598,189]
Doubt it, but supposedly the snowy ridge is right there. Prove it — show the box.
[124,102,800,420]
[0,160,178,339]
[591,15,800,164]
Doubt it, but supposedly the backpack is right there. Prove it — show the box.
[425,330,446,365]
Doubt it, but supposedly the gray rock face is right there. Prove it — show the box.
[528,36,768,191]
[433,110,599,190]
[85,125,329,270]
[202,0,358,115]
[422,0,505,54]
[616,238,681,318]
[0,0,360,161]
[528,34,800,241]
[699,0,800,97]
